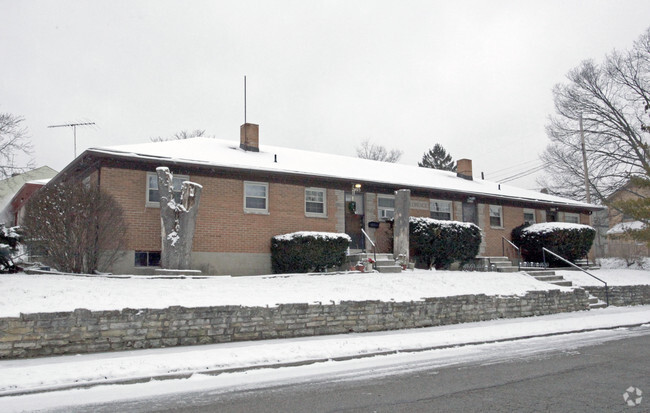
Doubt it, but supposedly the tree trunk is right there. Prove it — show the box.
[156,167,203,270]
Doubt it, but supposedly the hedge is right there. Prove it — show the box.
[409,217,482,269]
[511,222,595,266]
[271,231,351,273]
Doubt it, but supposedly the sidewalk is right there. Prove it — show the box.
[1,305,649,398]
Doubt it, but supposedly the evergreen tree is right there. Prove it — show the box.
[418,143,456,171]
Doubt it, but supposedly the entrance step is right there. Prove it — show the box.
[479,256,520,272]
[588,295,608,309]
[526,270,573,287]
[346,253,402,273]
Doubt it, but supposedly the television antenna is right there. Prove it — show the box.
[47,122,95,158]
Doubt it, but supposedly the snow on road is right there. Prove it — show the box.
[1,307,649,412]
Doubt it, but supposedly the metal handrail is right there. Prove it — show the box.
[542,247,608,306]
[360,228,377,270]
[502,237,521,271]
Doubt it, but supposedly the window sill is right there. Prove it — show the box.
[244,209,270,215]
[305,213,328,219]
[490,226,505,230]
[145,202,160,208]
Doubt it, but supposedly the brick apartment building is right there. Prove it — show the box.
[50,123,601,275]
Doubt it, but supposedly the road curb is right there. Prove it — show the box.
[2,322,648,398]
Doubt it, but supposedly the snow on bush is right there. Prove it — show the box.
[409,217,481,269]
[512,222,595,265]
[271,231,351,274]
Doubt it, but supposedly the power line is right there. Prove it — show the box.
[486,159,542,177]
[47,122,95,158]
[499,163,549,184]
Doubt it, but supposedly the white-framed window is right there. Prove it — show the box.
[564,212,580,224]
[146,172,189,207]
[377,195,395,220]
[305,187,327,217]
[489,205,503,227]
[244,181,269,214]
[430,199,452,220]
[523,209,536,225]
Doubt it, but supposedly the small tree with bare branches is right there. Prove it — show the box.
[0,113,33,179]
[356,140,403,163]
[22,182,126,273]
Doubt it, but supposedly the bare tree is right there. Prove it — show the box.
[0,113,33,179]
[418,143,456,171]
[22,182,126,273]
[356,140,403,163]
[150,129,208,142]
[539,27,650,203]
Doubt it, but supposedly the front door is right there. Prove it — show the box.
[462,201,478,225]
[345,193,365,250]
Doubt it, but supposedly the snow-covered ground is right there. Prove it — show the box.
[1,268,648,317]
[0,270,571,317]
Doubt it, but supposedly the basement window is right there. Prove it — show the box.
[135,251,161,267]
[146,172,189,207]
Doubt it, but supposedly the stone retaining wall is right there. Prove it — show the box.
[0,289,589,359]
[585,285,650,306]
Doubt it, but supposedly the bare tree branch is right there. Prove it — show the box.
[0,113,34,179]
[356,140,403,163]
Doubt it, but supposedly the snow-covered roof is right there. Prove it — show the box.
[607,221,645,235]
[86,137,600,210]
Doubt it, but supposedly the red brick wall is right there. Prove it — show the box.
[99,167,339,254]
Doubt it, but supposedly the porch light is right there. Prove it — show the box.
[353,183,362,193]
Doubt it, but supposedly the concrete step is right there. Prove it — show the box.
[533,275,564,282]
[588,295,607,309]
[525,270,556,276]
[347,253,394,262]
[375,259,397,267]
[377,265,402,273]
[496,266,520,273]
[488,257,511,263]
[551,280,573,287]
[590,302,608,309]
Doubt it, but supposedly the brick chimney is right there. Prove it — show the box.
[240,123,259,152]
[456,159,473,181]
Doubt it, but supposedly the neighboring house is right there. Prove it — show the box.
[4,179,51,226]
[0,166,58,224]
[606,181,650,257]
[50,123,602,275]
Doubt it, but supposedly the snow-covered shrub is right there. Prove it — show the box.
[0,223,21,273]
[511,222,595,266]
[271,231,351,273]
[409,217,481,269]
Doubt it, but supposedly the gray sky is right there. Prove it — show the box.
[2,0,650,190]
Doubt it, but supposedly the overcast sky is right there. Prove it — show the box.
[2,0,650,190]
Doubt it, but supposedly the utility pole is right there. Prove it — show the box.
[48,122,95,159]
[580,114,591,204]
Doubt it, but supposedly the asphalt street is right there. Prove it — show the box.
[48,326,650,413]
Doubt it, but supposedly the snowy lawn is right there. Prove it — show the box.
[0,270,572,317]
[2,268,648,318]
[559,268,650,286]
